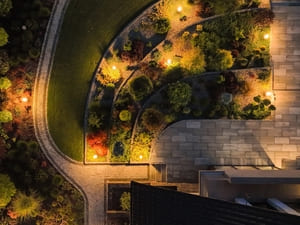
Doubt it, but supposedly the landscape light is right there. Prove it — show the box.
[139,155,143,160]
[93,154,98,159]
[21,97,28,103]
[166,58,172,65]
[112,65,117,70]
[264,34,269,40]
[265,91,273,97]
[177,6,183,13]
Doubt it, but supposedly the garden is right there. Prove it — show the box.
[85,0,276,163]
[0,0,84,224]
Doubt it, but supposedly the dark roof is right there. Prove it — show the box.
[131,181,300,225]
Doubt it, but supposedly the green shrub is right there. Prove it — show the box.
[16,140,28,151]
[180,48,206,74]
[38,7,51,18]
[135,132,152,145]
[11,191,42,220]
[28,48,40,59]
[153,18,170,34]
[0,27,8,47]
[129,75,153,101]
[0,110,12,123]
[161,66,184,83]
[201,0,243,16]
[119,110,132,121]
[120,192,130,211]
[258,69,271,81]
[52,175,64,187]
[167,82,192,112]
[207,49,234,71]
[164,113,176,123]
[123,40,132,51]
[88,111,102,129]
[0,51,10,75]
[0,0,12,16]
[0,77,11,89]
[163,40,173,52]
[151,49,161,62]
[141,108,164,131]
[242,95,276,119]
[0,173,16,208]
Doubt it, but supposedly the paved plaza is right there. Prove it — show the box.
[152,3,300,182]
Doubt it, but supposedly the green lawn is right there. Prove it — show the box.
[48,0,156,161]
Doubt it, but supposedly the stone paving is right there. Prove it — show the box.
[151,1,300,183]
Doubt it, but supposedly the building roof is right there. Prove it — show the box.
[131,181,300,225]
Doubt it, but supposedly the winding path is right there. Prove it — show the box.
[33,0,300,224]
[33,1,148,224]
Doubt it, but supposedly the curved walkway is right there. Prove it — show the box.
[33,1,148,225]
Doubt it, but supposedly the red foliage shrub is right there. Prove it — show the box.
[120,40,145,63]
[87,131,108,156]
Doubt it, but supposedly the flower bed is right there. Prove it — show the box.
[85,0,275,163]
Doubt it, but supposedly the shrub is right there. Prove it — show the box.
[164,113,176,123]
[0,173,16,208]
[153,18,170,34]
[129,75,153,101]
[112,141,124,157]
[123,40,132,51]
[151,49,162,62]
[97,65,121,85]
[0,110,12,123]
[52,175,64,187]
[0,0,12,16]
[87,131,108,156]
[28,48,40,59]
[0,77,11,89]
[141,108,164,131]
[241,95,276,119]
[0,51,10,75]
[135,132,152,146]
[119,110,132,121]
[258,69,271,81]
[161,66,184,83]
[167,82,192,112]
[38,7,51,18]
[120,192,130,211]
[0,27,8,47]
[88,111,102,129]
[163,40,173,52]
[254,8,274,27]
[180,48,206,74]
[207,49,234,71]
[11,191,42,220]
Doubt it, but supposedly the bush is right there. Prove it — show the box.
[0,173,16,208]
[151,49,162,62]
[0,51,10,75]
[28,48,40,59]
[87,131,108,156]
[162,40,173,52]
[11,191,42,220]
[153,18,170,34]
[119,110,132,121]
[199,0,243,16]
[0,110,12,123]
[129,75,153,101]
[180,48,206,74]
[0,77,11,89]
[242,95,276,119]
[0,27,8,47]
[88,111,102,129]
[141,108,164,131]
[207,49,234,71]
[0,0,12,16]
[97,65,121,85]
[254,8,274,27]
[135,132,152,146]
[167,82,192,112]
[38,7,51,18]
[120,192,130,211]
[258,69,271,81]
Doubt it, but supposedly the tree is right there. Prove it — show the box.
[207,49,234,71]
[11,191,42,220]
[167,82,192,112]
[0,0,12,17]
[0,77,11,89]
[129,75,153,101]
[0,173,16,208]
[153,18,170,34]
[0,27,9,47]
[0,51,10,75]
[0,110,12,123]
